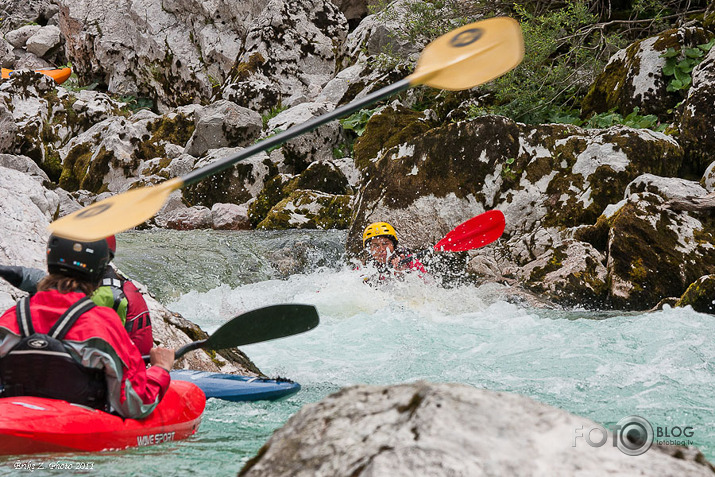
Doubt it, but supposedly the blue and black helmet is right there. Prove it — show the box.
[46,235,111,283]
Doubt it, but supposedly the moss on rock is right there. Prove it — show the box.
[582,27,711,119]
[58,143,113,193]
[183,161,260,208]
[353,105,431,172]
[59,143,93,191]
[294,161,349,195]
[247,173,294,227]
[522,241,609,308]
[133,113,195,162]
[574,215,611,253]
[257,190,351,230]
[607,195,715,310]
[675,275,715,314]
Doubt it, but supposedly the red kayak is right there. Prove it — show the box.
[0,380,206,455]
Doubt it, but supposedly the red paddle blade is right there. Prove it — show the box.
[433,210,506,252]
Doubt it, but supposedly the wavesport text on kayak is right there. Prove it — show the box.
[137,431,176,447]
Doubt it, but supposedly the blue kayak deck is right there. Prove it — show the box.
[170,370,300,402]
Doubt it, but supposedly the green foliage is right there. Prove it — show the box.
[661,39,715,93]
[502,157,517,180]
[367,50,400,71]
[207,74,221,88]
[340,107,384,136]
[118,95,154,112]
[582,107,666,131]
[481,2,626,124]
[254,128,285,153]
[333,142,353,159]
[261,104,288,129]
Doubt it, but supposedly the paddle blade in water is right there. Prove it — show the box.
[409,17,524,90]
[47,178,183,241]
[434,210,506,252]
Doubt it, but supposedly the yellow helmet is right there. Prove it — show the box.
[362,222,398,247]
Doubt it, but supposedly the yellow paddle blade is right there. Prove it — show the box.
[408,17,524,90]
[48,178,183,241]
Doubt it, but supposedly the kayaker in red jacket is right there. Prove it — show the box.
[0,235,154,355]
[0,235,173,419]
[360,222,428,285]
[96,235,154,355]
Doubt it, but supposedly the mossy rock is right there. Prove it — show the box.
[132,113,195,162]
[58,144,114,193]
[293,161,349,195]
[183,157,274,209]
[582,27,711,119]
[247,173,295,227]
[257,190,352,230]
[675,275,715,314]
[607,194,715,310]
[541,127,683,228]
[353,105,432,172]
[573,215,611,254]
[677,44,715,178]
[522,240,609,308]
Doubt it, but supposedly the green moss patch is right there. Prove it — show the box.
[257,191,351,230]
[676,275,715,314]
[353,105,430,171]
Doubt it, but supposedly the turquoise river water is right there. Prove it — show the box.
[2,229,713,476]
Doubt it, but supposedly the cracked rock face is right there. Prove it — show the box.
[238,381,714,477]
[59,0,347,112]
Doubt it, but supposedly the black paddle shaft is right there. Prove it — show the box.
[181,79,411,186]
[143,304,319,362]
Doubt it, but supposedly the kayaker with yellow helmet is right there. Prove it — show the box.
[361,221,427,283]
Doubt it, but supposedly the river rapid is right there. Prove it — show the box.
[3,229,714,476]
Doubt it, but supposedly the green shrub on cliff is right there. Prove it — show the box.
[477,2,625,124]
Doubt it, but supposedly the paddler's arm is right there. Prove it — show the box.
[0,266,45,294]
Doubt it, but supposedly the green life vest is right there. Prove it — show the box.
[91,278,128,325]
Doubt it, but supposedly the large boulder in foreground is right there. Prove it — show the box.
[239,382,714,477]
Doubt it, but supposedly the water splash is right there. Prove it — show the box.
[91,230,715,474]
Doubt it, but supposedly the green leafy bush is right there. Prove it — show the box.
[479,2,625,124]
[661,39,715,93]
[582,107,666,131]
[261,105,288,129]
[340,107,384,136]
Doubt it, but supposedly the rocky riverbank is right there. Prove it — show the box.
[3,1,715,313]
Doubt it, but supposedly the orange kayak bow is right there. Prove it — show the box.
[1,67,72,84]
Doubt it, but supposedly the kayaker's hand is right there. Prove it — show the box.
[150,347,175,372]
[389,253,411,271]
